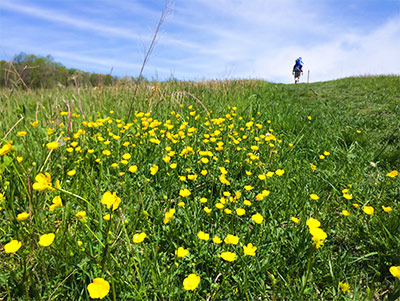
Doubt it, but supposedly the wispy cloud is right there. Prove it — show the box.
[0,1,143,41]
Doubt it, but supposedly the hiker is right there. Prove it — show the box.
[292,57,304,83]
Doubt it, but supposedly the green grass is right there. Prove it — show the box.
[0,76,399,300]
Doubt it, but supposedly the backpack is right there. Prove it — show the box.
[294,58,303,71]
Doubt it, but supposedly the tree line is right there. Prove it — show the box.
[0,53,139,89]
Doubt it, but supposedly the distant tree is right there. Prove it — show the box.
[0,52,118,89]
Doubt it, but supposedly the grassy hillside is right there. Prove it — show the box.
[0,76,399,299]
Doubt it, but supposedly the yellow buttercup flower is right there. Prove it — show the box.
[17,131,27,137]
[0,143,12,156]
[219,174,230,185]
[103,214,113,221]
[343,193,353,200]
[122,153,131,160]
[291,217,300,224]
[183,274,200,291]
[175,247,189,258]
[309,227,327,249]
[363,206,374,215]
[199,197,207,203]
[49,196,63,210]
[266,171,274,177]
[87,278,110,299]
[244,185,253,191]
[220,251,236,262]
[386,170,398,178]
[306,218,321,228]
[243,200,252,206]
[342,210,350,216]
[224,234,239,245]
[102,150,111,156]
[179,189,191,198]
[150,165,159,175]
[32,172,52,191]
[128,165,138,173]
[4,239,22,253]
[382,205,392,212]
[251,213,264,224]
[67,169,76,176]
[243,243,257,256]
[197,231,210,241]
[163,208,176,224]
[133,232,146,243]
[310,194,319,200]
[101,191,121,211]
[275,169,285,176]
[389,266,400,278]
[17,212,30,221]
[38,233,55,247]
[236,208,245,216]
[339,281,350,294]
[75,211,87,219]
[213,236,222,244]
[46,141,59,150]
[204,207,212,213]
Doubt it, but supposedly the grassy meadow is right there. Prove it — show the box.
[0,76,400,300]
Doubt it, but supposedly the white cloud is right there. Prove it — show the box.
[253,15,400,83]
[0,1,144,41]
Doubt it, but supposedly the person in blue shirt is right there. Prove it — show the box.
[292,57,304,83]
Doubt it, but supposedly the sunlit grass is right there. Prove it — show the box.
[1,76,399,299]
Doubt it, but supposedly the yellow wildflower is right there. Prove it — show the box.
[132,232,146,243]
[224,234,239,245]
[339,281,350,294]
[389,266,400,278]
[386,170,398,178]
[175,247,189,258]
[101,191,121,211]
[163,208,175,224]
[0,143,12,156]
[4,239,22,253]
[197,231,210,241]
[220,251,236,262]
[291,217,300,224]
[38,233,55,247]
[251,213,264,224]
[46,141,59,150]
[179,189,191,198]
[243,243,257,256]
[363,206,374,215]
[49,196,63,210]
[183,274,200,291]
[32,172,52,191]
[382,205,392,212]
[87,278,110,299]
[17,212,30,221]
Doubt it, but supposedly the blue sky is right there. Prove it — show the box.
[1,0,399,83]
